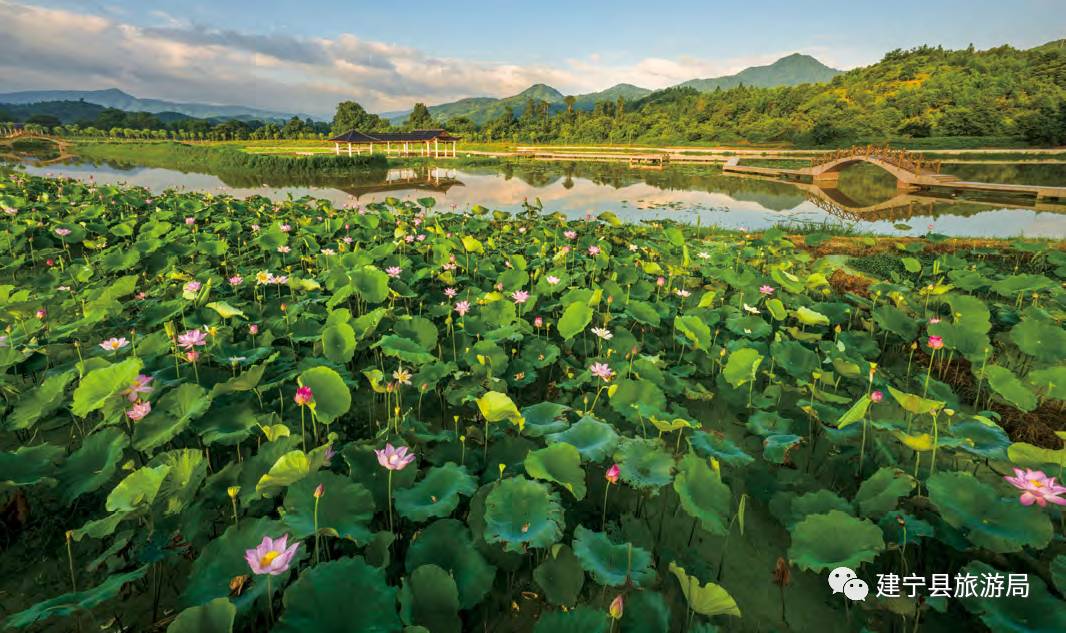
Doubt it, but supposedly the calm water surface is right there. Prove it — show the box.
[16,158,1066,239]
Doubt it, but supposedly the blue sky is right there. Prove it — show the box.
[1,0,1063,116]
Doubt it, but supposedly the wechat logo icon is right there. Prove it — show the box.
[828,567,869,601]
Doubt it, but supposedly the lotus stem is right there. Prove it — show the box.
[601,483,611,530]
[65,530,77,592]
[387,469,394,535]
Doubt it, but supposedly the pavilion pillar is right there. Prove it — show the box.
[434,138,439,158]
[404,142,409,156]
[387,141,391,154]
[334,142,339,155]
[453,140,457,157]
[347,142,352,157]
[370,142,374,155]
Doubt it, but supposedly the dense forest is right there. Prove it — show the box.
[4,42,1066,146]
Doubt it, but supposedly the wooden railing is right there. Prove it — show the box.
[809,145,941,175]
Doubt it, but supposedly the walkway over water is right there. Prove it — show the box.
[723,145,1066,202]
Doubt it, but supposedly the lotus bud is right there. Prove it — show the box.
[498,464,506,479]
[608,594,624,620]
[314,483,325,499]
[227,486,241,499]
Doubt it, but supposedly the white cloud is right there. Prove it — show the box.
[0,0,843,117]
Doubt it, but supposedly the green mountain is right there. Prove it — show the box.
[573,83,653,109]
[0,100,196,125]
[678,53,841,91]
[0,88,297,122]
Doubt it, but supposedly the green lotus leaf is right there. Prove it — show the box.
[209,358,274,397]
[872,305,917,340]
[668,561,741,617]
[71,357,143,417]
[788,510,884,572]
[106,464,170,512]
[166,598,236,633]
[298,366,351,423]
[545,416,619,462]
[726,314,772,338]
[887,386,944,415]
[0,443,64,489]
[723,348,763,388]
[282,471,374,543]
[991,273,1055,298]
[475,390,523,426]
[984,365,1037,412]
[399,564,461,633]
[836,395,872,429]
[194,402,260,446]
[394,462,476,522]
[557,301,594,340]
[274,557,399,633]
[524,443,587,500]
[152,449,208,516]
[673,453,732,534]
[533,606,608,633]
[688,431,754,467]
[571,525,655,588]
[746,411,794,436]
[405,519,496,610]
[958,561,1066,633]
[951,420,1011,460]
[763,434,803,464]
[608,378,667,422]
[1026,365,1066,400]
[352,266,390,303]
[521,401,571,437]
[206,301,245,319]
[374,335,436,365]
[322,322,356,364]
[3,565,149,629]
[7,370,75,431]
[794,306,830,326]
[394,316,439,350]
[878,510,935,546]
[771,340,819,379]
[57,428,129,504]
[483,476,564,552]
[926,471,1053,553]
[1052,555,1066,595]
[182,517,292,611]
[1006,441,1066,469]
[620,590,671,633]
[255,450,315,497]
[614,438,674,490]
[676,314,712,349]
[626,300,661,327]
[533,544,585,606]
[133,382,212,452]
[853,467,915,517]
[771,490,853,528]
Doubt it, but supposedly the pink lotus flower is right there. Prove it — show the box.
[546,275,560,285]
[533,316,544,328]
[55,227,71,237]
[511,290,530,304]
[760,285,775,295]
[245,534,300,575]
[675,288,691,298]
[294,386,313,406]
[123,374,154,401]
[404,234,415,243]
[1004,468,1066,507]
[455,300,470,316]
[35,308,47,319]
[277,245,291,254]
[929,317,941,324]
[100,337,129,352]
[126,400,151,421]
[590,362,615,382]
[559,246,571,255]
[322,248,335,255]
[386,266,402,278]
[186,350,200,363]
[564,230,577,240]
[177,329,207,349]
[927,335,944,350]
[393,367,412,385]
[870,390,884,403]
[228,275,243,286]
[588,245,601,256]
[184,216,195,225]
[249,324,259,335]
[444,287,457,298]
[375,443,416,471]
[605,463,620,484]
[183,281,201,294]
[656,276,666,287]
[590,327,613,340]
[279,224,292,233]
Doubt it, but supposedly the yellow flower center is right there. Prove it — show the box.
[1029,479,1045,489]
[259,551,280,567]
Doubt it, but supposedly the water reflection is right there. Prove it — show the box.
[12,157,1066,239]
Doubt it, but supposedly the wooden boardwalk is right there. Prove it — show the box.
[722,147,1066,202]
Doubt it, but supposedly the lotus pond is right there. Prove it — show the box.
[0,170,1064,632]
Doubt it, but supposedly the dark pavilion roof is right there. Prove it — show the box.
[329,129,461,143]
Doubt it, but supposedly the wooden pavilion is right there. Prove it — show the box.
[328,129,460,158]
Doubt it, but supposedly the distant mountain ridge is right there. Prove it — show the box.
[0,88,299,122]
[678,53,841,91]
[388,53,838,125]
